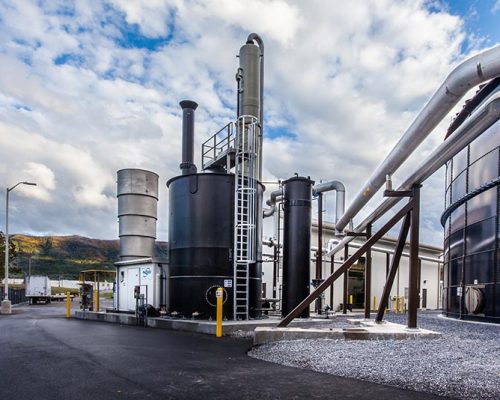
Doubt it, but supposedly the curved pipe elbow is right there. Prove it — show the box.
[263,189,282,218]
[312,180,345,195]
[312,181,346,228]
[263,205,276,218]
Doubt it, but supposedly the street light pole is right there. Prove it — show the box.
[2,181,36,315]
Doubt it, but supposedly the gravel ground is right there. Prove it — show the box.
[248,311,500,399]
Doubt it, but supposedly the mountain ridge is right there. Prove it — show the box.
[10,234,168,279]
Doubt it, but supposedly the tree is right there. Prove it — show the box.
[0,231,19,278]
[41,237,53,255]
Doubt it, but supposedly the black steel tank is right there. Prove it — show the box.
[442,79,500,323]
[282,176,314,318]
[167,172,263,319]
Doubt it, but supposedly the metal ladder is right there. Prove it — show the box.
[233,115,258,320]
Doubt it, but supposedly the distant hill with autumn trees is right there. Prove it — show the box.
[3,234,167,279]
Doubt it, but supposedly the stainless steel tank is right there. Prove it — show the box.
[117,169,159,260]
[238,42,261,119]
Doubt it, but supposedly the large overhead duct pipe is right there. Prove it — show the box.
[179,100,198,175]
[117,169,159,260]
[335,45,500,232]
[327,90,500,258]
[312,180,345,230]
[282,176,314,318]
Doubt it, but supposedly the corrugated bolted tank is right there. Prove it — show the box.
[282,176,314,318]
[442,79,500,323]
[167,173,263,319]
[117,169,159,260]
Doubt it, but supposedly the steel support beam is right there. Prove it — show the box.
[315,192,323,314]
[278,201,413,327]
[329,254,334,308]
[408,185,421,329]
[272,244,278,299]
[343,245,349,314]
[375,212,411,322]
[364,224,372,319]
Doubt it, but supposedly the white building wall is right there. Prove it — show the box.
[260,220,443,313]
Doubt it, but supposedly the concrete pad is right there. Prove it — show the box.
[253,321,441,345]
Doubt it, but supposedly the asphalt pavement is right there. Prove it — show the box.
[0,303,454,399]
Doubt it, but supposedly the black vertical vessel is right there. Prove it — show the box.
[167,100,263,320]
[282,176,314,317]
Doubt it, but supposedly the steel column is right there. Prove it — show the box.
[375,212,411,322]
[330,254,334,308]
[316,193,323,280]
[408,185,421,328]
[278,202,412,327]
[272,244,278,299]
[343,245,349,314]
[315,192,323,314]
[364,224,372,319]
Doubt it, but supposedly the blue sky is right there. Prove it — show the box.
[446,0,500,46]
[0,0,498,247]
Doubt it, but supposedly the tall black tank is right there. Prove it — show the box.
[167,173,263,319]
[282,176,314,318]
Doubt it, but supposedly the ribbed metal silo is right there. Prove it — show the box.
[117,169,159,260]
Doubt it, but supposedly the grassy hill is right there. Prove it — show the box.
[10,235,168,280]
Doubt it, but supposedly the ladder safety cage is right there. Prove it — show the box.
[233,115,259,320]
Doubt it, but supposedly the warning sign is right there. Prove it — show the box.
[224,279,232,288]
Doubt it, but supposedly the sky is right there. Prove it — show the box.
[0,0,499,247]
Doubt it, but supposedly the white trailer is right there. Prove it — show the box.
[25,275,51,304]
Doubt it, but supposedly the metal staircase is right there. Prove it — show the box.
[233,115,259,320]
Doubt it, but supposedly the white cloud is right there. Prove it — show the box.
[0,0,491,246]
[19,162,56,202]
[492,0,500,13]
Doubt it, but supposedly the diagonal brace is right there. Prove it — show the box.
[375,211,411,322]
[278,201,414,327]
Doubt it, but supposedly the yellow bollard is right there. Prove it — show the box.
[394,296,399,314]
[93,289,98,312]
[373,295,377,311]
[66,291,71,319]
[349,294,353,305]
[216,287,223,337]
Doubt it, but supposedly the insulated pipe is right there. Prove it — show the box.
[263,189,283,217]
[327,91,500,258]
[324,239,442,264]
[335,45,500,232]
[246,33,264,181]
[179,100,198,175]
[312,180,346,229]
